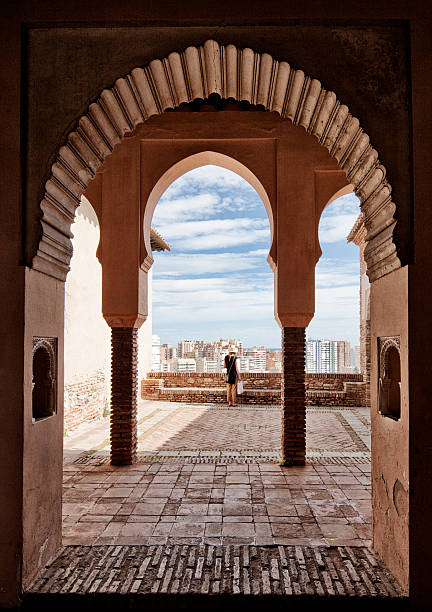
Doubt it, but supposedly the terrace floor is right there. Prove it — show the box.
[26,402,408,605]
[62,401,371,547]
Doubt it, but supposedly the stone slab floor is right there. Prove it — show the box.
[62,401,371,548]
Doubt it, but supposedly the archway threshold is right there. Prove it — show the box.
[25,543,406,609]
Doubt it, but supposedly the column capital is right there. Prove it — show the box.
[275,313,313,328]
[104,314,147,329]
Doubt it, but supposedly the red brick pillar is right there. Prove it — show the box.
[110,327,138,465]
[281,326,306,465]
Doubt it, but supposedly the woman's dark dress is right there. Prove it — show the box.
[224,355,238,384]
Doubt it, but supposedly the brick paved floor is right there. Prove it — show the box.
[26,543,407,603]
[26,402,403,602]
[64,400,371,462]
[63,460,371,547]
[63,402,371,548]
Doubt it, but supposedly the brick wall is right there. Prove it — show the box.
[147,372,282,389]
[64,371,108,432]
[142,372,365,406]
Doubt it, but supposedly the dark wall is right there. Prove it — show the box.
[24,21,411,265]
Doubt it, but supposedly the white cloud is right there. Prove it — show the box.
[319,213,360,243]
[156,217,270,251]
[155,193,221,222]
[149,169,360,346]
[318,192,361,244]
[315,259,359,288]
[161,165,255,196]
[153,251,270,277]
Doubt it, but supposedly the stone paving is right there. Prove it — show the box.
[62,401,372,548]
[63,460,371,547]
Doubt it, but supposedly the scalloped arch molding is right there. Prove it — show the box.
[33,40,400,283]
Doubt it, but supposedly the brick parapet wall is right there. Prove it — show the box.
[147,371,362,389]
[142,372,365,407]
[64,371,108,432]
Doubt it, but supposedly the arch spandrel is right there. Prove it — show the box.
[32,39,400,283]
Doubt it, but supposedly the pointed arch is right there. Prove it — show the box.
[33,40,399,283]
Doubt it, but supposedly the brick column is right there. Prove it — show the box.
[110,327,138,465]
[281,327,306,465]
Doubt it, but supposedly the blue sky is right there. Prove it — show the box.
[151,165,360,349]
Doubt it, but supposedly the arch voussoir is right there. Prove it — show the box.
[32,39,400,282]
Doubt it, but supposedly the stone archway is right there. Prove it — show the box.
[24,39,409,593]
[33,40,399,285]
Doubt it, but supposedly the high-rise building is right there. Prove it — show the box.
[306,339,338,373]
[160,343,177,361]
[151,334,161,371]
[170,358,196,373]
[178,340,194,358]
[244,347,267,372]
[353,345,361,372]
[320,340,338,373]
[306,340,320,373]
[336,340,351,373]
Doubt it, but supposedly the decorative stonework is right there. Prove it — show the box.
[32,40,400,283]
[378,336,401,420]
[32,336,57,373]
[378,336,401,380]
[32,337,57,419]
[281,327,306,465]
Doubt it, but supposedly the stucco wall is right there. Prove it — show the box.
[64,196,154,431]
[370,266,409,590]
[138,268,153,381]
[64,197,110,429]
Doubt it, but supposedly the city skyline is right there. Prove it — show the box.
[150,334,360,375]
[151,165,360,347]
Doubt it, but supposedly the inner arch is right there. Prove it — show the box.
[143,151,275,271]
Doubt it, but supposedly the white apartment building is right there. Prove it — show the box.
[244,347,267,372]
[151,334,161,372]
[196,358,220,373]
[178,340,194,357]
[306,339,338,373]
[353,345,361,372]
[170,358,197,373]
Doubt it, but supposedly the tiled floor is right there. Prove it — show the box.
[63,402,371,548]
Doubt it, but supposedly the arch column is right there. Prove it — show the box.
[87,139,149,465]
[281,326,306,465]
[109,325,139,465]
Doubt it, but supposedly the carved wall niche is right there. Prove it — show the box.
[378,336,401,420]
[32,337,57,421]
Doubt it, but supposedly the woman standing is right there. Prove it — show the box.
[224,347,242,406]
